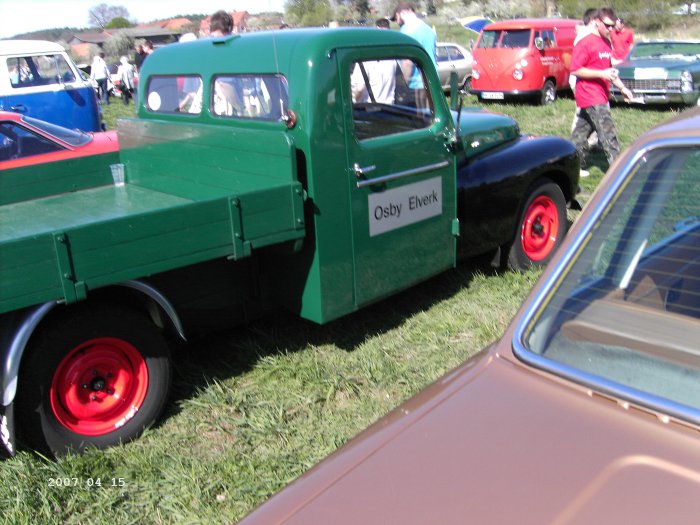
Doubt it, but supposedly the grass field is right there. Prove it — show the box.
[0,91,682,523]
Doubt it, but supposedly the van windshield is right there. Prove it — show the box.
[478,29,531,49]
[6,54,76,88]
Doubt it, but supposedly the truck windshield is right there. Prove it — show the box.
[478,29,531,49]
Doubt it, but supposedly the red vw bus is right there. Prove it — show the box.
[470,18,579,105]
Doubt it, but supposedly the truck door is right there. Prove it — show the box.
[340,48,457,307]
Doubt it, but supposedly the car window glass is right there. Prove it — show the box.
[523,146,700,414]
[0,121,63,161]
[350,57,435,141]
[6,54,75,88]
[210,74,289,120]
[436,46,450,62]
[536,30,555,48]
[448,47,465,60]
[496,30,531,49]
[146,75,203,114]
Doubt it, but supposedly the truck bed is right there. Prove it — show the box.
[0,119,305,315]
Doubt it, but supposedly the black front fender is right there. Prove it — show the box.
[456,135,579,258]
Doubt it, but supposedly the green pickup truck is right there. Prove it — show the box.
[0,28,579,457]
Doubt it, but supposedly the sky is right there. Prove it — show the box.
[0,0,287,39]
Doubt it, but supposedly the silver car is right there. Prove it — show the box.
[436,42,472,92]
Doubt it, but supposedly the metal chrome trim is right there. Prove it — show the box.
[356,160,450,188]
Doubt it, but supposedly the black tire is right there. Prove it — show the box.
[507,180,567,270]
[462,76,472,93]
[539,80,556,105]
[17,303,171,456]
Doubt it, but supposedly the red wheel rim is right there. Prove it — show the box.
[50,337,148,436]
[520,195,560,261]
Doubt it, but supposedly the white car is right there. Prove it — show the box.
[435,42,473,92]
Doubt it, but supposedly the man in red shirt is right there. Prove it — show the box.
[609,17,634,64]
[570,7,633,173]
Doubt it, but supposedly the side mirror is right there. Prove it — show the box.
[534,37,545,51]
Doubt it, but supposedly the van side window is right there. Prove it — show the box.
[350,57,434,141]
[536,30,556,48]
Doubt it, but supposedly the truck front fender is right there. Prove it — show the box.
[456,135,579,258]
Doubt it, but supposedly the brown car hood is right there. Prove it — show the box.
[240,342,700,524]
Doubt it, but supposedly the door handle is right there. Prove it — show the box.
[353,163,376,179]
[10,104,27,113]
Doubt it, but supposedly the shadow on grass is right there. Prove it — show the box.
[167,253,497,410]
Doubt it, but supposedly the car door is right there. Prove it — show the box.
[340,46,457,307]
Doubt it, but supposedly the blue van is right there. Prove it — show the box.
[0,40,102,131]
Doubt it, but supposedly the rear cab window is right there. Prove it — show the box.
[146,74,288,120]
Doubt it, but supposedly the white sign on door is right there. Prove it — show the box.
[368,176,443,237]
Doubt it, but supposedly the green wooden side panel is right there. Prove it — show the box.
[0,119,305,314]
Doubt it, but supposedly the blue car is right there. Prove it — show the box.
[0,40,103,131]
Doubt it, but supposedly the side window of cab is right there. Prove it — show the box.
[349,57,435,141]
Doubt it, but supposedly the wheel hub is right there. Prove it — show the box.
[50,337,149,436]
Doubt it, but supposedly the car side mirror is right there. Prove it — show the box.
[534,37,545,51]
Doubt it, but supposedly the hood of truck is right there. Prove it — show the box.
[240,344,700,524]
[451,107,520,160]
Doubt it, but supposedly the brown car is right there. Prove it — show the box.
[239,108,700,524]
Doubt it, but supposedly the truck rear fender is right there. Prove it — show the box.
[0,280,184,406]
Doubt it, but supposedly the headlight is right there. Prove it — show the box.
[681,71,693,93]
[513,69,523,81]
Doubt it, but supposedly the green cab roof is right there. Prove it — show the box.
[141,28,430,78]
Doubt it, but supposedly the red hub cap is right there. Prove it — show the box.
[50,337,148,436]
[520,195,560,261]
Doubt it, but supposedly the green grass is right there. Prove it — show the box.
[0,88,687,524]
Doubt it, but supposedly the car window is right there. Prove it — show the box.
[210,74,289,120]
[0,121,64,161]
[478,29,531,49]
[522,145,700,418]
[146,75,203,114]
[5,53,75,88]
[536,30,555,48]
[447,46,466,60]
[630,42,700,59]
[350,57,435,141]
[436,46,450,63]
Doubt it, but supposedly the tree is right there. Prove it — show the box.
[285,0,333,26]
[105,17,132,29]
[88,3,131,29]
